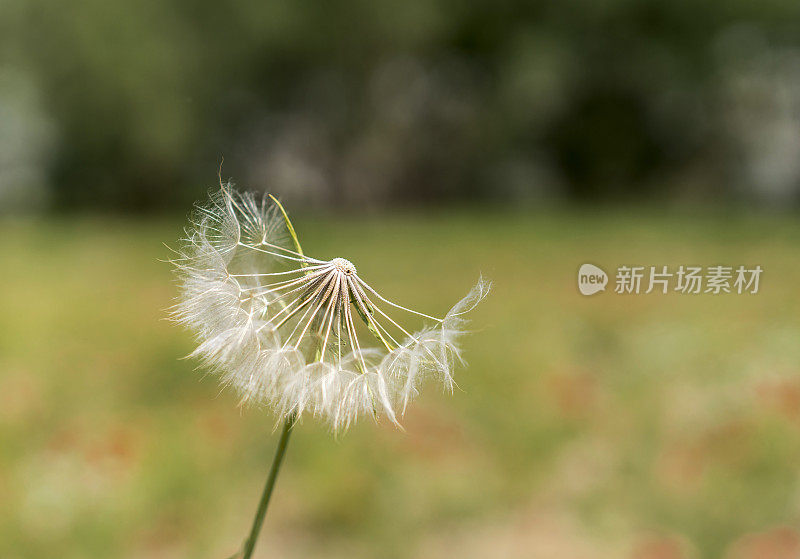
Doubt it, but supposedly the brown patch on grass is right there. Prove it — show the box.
[755,377,800,425]
[629,534,693,559]
[725,526,800,559]
[546,369,598,420]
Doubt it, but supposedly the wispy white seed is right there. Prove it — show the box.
[170,184,489,432]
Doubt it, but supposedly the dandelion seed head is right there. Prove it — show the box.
[330,257,356,276]
[169,184,489,432]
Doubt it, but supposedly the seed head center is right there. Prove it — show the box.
[331,257,357,276]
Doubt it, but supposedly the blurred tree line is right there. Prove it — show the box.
[2,0,800,212]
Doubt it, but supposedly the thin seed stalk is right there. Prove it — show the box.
[239,412,296,559]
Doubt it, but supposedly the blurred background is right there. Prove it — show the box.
[2,1,800,558]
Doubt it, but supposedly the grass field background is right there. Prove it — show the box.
[1,211,799,558]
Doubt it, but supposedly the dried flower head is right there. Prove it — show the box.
[171,184,488,431]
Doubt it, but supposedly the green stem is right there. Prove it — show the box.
[240,412,297,559]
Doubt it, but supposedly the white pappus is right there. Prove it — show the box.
[170,184,489,432]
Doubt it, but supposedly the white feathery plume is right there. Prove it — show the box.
[170,184,489,432]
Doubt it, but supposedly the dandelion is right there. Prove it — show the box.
[169,183,488,558]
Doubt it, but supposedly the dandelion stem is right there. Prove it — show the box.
[240,412,296,559]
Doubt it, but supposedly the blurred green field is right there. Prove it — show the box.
[1,211,800,559]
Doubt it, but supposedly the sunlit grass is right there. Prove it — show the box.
[1,210,799,558]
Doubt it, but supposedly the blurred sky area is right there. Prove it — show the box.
[2,0,800,212]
